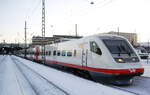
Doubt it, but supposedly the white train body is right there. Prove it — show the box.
[26,34,144,84]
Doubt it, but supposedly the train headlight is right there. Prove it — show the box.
[132,57,139,62]
[132,58,136,62]
[115,58,125,63]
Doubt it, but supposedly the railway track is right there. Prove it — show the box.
[11,57,69,95]
[0,55,7,65]
[108,85,139,95]
[12,56,150,95]
[106,76,150,95]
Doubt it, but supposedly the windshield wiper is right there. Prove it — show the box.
[120,45,131,56]
[117,46,121,56]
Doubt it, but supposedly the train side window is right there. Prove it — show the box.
[90,41,102,55]
[62,50,66,56]
[49,51,51,56]
[57,50,60,56]
[67,52,72,57]
[53,50,56,56]
[46,51,48,55]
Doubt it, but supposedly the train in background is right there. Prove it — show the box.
[18,34,144,85]
[135,47,149,59]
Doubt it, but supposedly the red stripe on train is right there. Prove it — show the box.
[46,60,144,75]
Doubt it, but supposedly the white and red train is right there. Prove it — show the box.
[20,34,144,85]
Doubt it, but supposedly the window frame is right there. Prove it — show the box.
[57,50,61,56]
[49,51,51,56]
[53,50,56,56]
[62,50,66,56]
[67,51,72,57]
[90,41,102,55]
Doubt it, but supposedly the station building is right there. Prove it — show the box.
[32,35,83,46]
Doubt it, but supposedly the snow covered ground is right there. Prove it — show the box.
[0,55,150,95]
[141,59,150,77]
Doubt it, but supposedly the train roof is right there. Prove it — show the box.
[83,34,126,40]
[44,34,127,46]
[61,34,126,42]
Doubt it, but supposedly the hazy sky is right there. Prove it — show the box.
[0,0,150,43]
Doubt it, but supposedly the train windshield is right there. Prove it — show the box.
[103,39,134,54]
[141,48,147,53]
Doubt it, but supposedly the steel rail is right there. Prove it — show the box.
[11,57,69,95]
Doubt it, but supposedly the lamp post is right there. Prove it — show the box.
[147,39,150,64]
[24,21,27,58]
[148,39,149,54]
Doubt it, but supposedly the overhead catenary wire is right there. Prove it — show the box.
[84,0,115,9]
[24,0,41,41]
[67,0,117,35]
[24,0,118,38]
[68,0,117,19]
[25,0,41,21]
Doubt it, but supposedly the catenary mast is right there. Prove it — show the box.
[42,0,45,63]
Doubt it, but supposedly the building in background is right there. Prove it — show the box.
[105,31,137,46]
[32,36,54,45]
[32,35,83,46]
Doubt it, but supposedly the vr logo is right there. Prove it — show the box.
[129,68,136,73]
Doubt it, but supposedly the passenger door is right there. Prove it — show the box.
[81,42,89,66]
